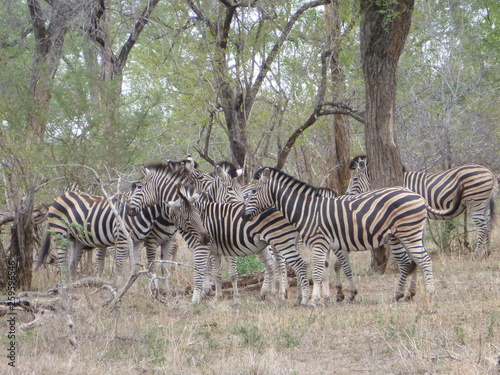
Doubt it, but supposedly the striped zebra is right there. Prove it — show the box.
[347,156,498,257]
[36,188,178,283]
[242,168,463,307]
[93,213,178,279]
[178,158,289,302]
[128,165,310,305]
[163,183,310,305]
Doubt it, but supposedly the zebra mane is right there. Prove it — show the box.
[349,155,367,169]
[141,162,190,180]
[216,161,239,178]
[253,167,322,196]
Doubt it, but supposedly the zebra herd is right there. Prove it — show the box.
[36,156,497,308]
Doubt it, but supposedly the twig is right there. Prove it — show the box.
[19,311,44,331]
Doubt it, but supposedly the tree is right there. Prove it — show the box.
[360,0,415,271]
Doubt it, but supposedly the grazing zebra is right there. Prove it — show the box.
[179,158,288,302]
[162,182,310,305]
[36,188,177,283]
[242,168,463,307]
[346,156,498,257]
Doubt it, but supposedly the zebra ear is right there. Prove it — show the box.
[141,165,153,180]
[184,158,196,173]
[214,165,226,179]
[188,192,201,203]
[261,168,271,182]
[236,168,244,177]
[168,200,182,209]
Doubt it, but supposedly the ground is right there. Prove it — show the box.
[1,228,499,375]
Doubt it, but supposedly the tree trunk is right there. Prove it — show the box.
[0,234,7,291]
[324,3,351,194]
[27,0,79,142]
[360,0,414,272]
[8,190,35,291]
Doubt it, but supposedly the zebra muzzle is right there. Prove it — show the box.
[199,232,212,245]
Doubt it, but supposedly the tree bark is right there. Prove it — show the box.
[324,2,351,194]
[360,0,414,272]
[27,0,75,142]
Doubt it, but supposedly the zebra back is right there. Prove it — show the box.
[403,165,496,217]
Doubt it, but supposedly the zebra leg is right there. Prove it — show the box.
[144,239,158,274]
[309,245,331,307]
[334,249,357,302]
[388,237,412,301]
[333,257,345,302]
[404,264,418,302]
[56,238,70,284]
[157,236,178,293]
[227,255,240,305]
[271,247,288,301]
[403,238,436,298]
[471,210,490,259]
[284,250,310,306]
[94,247,107,277]
[114,238,130,282]
[322,250,331,302]
[209,255,223,300]
[192,245,211,304]
[257,247,278,300]
[69,242,85,282]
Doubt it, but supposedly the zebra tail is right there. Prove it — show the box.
[489,191,497,227]
[489,178,499,227]
[425,184,465,217]
[34,228,51,271]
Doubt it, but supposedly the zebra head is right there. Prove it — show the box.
[128,165,155,216]
[346,155,370,195]
[242,167,274,221]
[206,161,245,203]
[179,156,214,193]
[167,183,211,245]
[128,163,185,216]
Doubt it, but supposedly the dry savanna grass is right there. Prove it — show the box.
[2,224,500,375]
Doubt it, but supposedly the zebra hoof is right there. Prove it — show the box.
[336,293,345,303]
[393,293,404,302]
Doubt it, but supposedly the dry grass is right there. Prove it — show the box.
[2,230,500,375]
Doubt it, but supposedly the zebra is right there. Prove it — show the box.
[346,155,498,257]
[36,189,177,284]
[242,167,464,307]
[162,182,310,305]
[178,158,289,302]
[93,213,178,280]
[127,165,311,305]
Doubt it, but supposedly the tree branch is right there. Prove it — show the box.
[247,0,330,111]
[116,0,161,72]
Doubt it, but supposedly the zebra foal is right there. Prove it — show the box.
[243,167,462,307]
[347,156,498,257]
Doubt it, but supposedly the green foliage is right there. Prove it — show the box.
[425,217,470,254]
[234,325,263,347]
[237,254,265,275]
[375,0,403,27]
